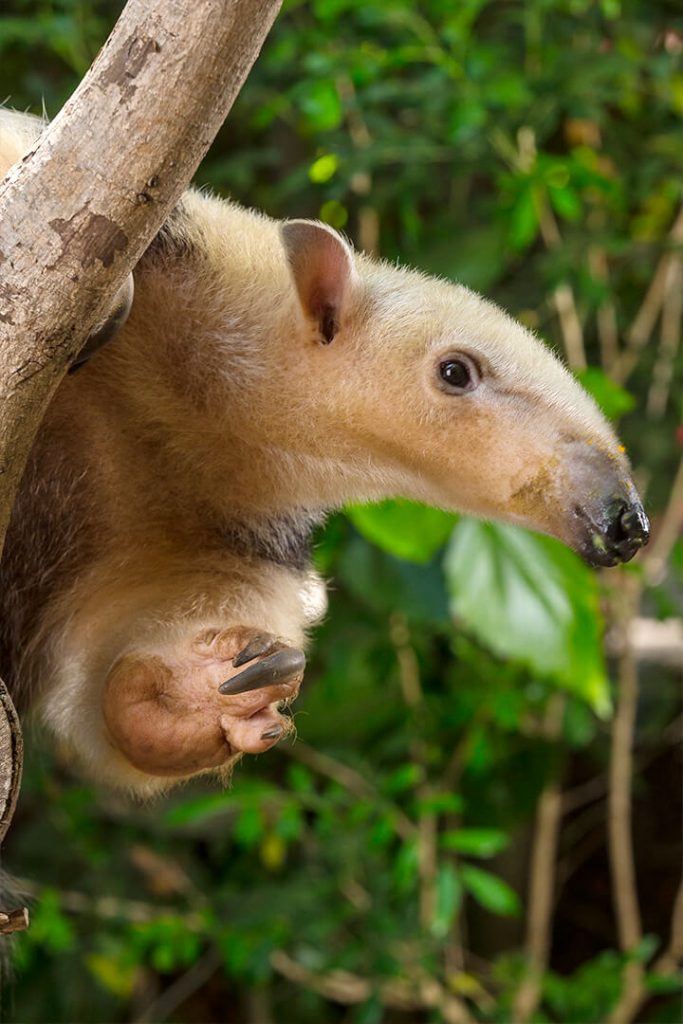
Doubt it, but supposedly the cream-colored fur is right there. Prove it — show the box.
[0,110,643,796]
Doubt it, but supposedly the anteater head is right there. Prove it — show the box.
[280,220,648,567]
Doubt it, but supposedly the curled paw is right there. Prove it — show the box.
[103,626,305,780]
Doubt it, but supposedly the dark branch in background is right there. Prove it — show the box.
[0,0,282,932]
[512,694,566,1024]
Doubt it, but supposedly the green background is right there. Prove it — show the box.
[1,1,682,1021]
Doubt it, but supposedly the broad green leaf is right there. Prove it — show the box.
[461,864,520,917]
[577,367,636,421]
[440,828,509,858]
[444,519,609,711]
[346,499,457,564]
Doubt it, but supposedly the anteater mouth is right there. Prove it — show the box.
[573,501,650,568]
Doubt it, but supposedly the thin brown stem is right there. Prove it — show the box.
[271,950,474,1023]
[336,75,379,255]
[390,613,437,931]
[607,582,644,1024]
[589,246,620,373]
[612,205,683,385]
[284,740,416,842]
[533,175,586,371]
[134,948,222,1024]
[647,257,683,418]
[643,456,683,585]
[513,694,566,1023]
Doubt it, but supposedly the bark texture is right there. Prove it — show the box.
[0,0,282,924]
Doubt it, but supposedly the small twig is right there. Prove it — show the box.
[612,205,683,385]
[0,906,29,934]
[589,246,620,373]
[646,257,683,418]
[643,456,683,585]
[134,947,222,1024]
[607,581,644,1024]
[13,877,205,930]
[654,874,683,976]
[515,126,586,372]
[336,75,379,256]
[512,694,566,1023]
[283,741,416,842]
[390,613,437,931]
[536,204,587,372]
[270,949,474,1023]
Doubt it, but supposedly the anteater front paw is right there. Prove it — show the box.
[103,625,305,779]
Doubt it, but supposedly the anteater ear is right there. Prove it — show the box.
[280,220,355,344]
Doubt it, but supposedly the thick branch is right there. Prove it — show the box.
[0,0,281,920]
[0,0,281,547]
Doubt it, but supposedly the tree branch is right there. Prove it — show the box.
[0,0,281,921]
[512,694,565,1024]
[607,581,644,1024]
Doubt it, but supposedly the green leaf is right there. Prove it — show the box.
[320,199,348,228]
[297,80,343,131]
[440,828,509,858]
[461,864,520,917]
[577,367,636,421]
[309,153,338,183]
[508,184,539,250]
[549,183,582,222]
[346,500,457,564]
[444,519,609,712]
[432,863,462,937]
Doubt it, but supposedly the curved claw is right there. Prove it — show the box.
[232,634,278,668]
[219,648,306,695]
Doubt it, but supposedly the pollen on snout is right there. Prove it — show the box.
[618,445,626,454]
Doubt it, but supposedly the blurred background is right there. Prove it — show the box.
[1,1,682,1021]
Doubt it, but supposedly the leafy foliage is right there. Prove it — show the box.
[1,1,682,1022]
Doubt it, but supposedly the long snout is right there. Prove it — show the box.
[564,441,650,567]
[574,491,650,567]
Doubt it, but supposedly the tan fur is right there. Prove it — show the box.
[0,110,643,796]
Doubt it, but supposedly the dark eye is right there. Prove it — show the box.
[437,356,479,394]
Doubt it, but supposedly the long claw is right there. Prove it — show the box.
[261,725,283,741]
[219,648,306,695]
[232,634,277,668]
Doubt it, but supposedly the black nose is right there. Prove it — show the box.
[600,498,650,565]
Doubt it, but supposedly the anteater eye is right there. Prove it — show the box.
[438,356,479,394]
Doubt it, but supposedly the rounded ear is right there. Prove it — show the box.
[280,220,355,344]
[69,273,134,372]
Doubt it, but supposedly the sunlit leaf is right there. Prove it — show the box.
[444,519,609,711]
[461,864,520,916]
[346,499,457,564]
[577,367,636,421]
[440,828,509,858]
[86,954,136,998]
[309,153,338,183]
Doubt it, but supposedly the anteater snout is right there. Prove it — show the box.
[577,494,650,568]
